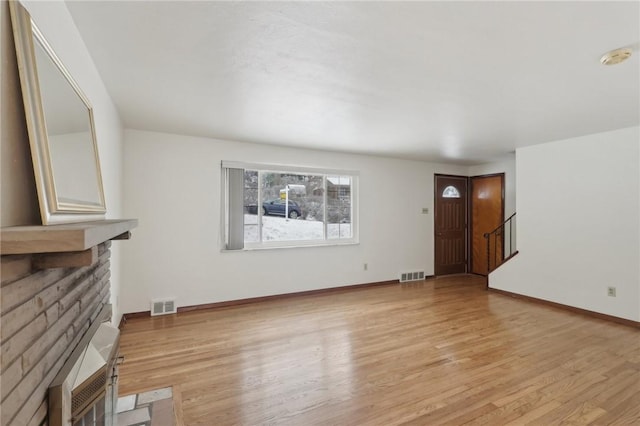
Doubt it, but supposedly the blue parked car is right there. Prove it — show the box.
[247,200,302,219]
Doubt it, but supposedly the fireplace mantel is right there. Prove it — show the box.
[1,219,138,269]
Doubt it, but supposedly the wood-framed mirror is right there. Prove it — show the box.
[9,1,106,225]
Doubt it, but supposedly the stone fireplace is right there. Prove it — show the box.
[1,220,136,426]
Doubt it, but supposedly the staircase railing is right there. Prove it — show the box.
[483,212,517,273]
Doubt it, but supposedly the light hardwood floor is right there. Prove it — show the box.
[118,275,640,425]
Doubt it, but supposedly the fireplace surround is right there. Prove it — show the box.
[49,305,120,426]
[0,219,137,426]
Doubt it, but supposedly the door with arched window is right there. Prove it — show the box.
[434,175,468,275]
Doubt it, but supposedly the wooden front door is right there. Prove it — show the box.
[470,174,504,275]
[434,175,468,275]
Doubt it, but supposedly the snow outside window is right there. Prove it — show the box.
[222,162,358,250]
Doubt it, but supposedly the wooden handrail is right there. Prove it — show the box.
[486,212,517,237]
[483,213,517,274]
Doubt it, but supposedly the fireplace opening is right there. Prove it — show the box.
[49,306,120,426]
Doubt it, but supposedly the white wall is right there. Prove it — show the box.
[20,1,125,323]
[121,129,467,314]
[490,126,640,322]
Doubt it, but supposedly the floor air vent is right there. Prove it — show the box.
[151,298,177,316]
[400,270,425,283]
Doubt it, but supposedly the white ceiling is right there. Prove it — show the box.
[66,1,639,165]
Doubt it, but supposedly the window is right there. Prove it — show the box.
[223,162,358,249]
[442,185,460,198]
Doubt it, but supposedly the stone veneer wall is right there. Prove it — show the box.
[1,241,112,426]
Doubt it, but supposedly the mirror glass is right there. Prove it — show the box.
[33,38,103,207]
[10,2,106,224]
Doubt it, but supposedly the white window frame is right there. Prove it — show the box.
[222,161,359,250]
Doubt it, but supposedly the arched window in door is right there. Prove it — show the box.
[442,185,461,198]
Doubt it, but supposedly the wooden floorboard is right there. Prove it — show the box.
[118,275,640,425]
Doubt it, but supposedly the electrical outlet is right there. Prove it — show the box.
[364,263,368,271]
[422,208,429,214]
[607,286,616,297]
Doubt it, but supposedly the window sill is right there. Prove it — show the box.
[222,239,359,252]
